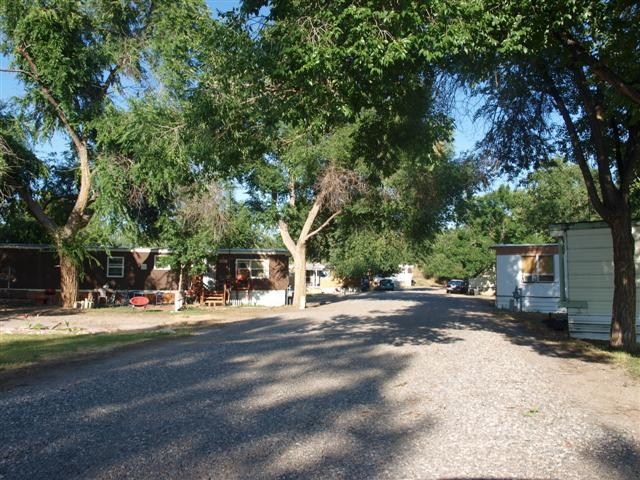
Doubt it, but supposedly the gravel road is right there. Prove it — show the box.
[1,289,639,479]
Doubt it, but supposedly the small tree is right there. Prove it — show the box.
[158,183,229,296]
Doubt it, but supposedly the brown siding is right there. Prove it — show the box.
[80,251,179,291]
[215,252,289,291]
[0,246,179,298]
[1,246,288,302]
[0,246,59,290]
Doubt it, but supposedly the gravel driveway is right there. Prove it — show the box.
[1,289,639,479]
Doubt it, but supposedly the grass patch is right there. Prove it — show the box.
[610,349,640,378]
[0,329,186,372]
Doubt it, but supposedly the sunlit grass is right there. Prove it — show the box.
[0,330,186,371]
[610,350,640,378]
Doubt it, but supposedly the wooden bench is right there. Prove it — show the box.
[203,293,225,307]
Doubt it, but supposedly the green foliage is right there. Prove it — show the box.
[219,203,283,250]
[0,0,214,226]
[329,229,409,279]
[422,159,596,280]
[0,200,48,243]
[242,1,438,132]
[522,157,597,231]
[459,185,539,245]
[421,227,494,280]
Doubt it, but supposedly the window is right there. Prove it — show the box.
[521,254,554,283]
[236,259,268,279]
[107,256,124,278]
[154,254,171,271]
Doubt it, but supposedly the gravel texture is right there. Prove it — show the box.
[1,289,639,479]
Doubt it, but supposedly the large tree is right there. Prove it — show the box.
[206,1,450,308]
[0,0,212,307]
[243,124,367,309]
[441,0,640,350]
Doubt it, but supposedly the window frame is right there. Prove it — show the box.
[521,254,555,283]
[107,256,125,278]
[235,258,269,280]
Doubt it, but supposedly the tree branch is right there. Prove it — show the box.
[569,62,620,208]
[278,219,298,255]
[0,67,31,76]
[559,33,640,106]
[16,44,85,152]
[305,210,341,240]
[540,68,606,216]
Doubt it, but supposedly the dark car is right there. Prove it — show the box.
[376,278,395,291]
[446,279,468,294]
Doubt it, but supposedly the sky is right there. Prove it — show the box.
[0,0,482,158]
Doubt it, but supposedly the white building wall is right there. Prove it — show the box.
[228,289,287,307]
[393,265,414,288]
[495,252,563,313]
[562,225,640,341]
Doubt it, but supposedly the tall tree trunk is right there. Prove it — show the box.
[279,219,308,310]
[546,69,638,351]
[58,251,79,309]
[277,171,348,309]
[609,216,637,349]
[292,246,307,310]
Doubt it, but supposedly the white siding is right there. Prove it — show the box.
[228,289,287,307]
[495,251,563,313]
[563,225,640,341]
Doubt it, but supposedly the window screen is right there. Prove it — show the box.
[107,256,125,278]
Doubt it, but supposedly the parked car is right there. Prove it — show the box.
[376,278,395,291]
[446,279,468,294]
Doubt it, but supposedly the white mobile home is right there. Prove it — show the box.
[550,222,640,341]
[493,244,563,313]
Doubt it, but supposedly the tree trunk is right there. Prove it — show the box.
[609,216,638,350]
[59,251,79,309]
[292,246,307,310]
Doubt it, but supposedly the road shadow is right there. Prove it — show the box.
[1,290,638,480]
[348,289,628,365]
[0,313,435,479]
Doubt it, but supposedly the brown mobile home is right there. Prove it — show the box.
[0,244,177,304]
[0,244,290,307]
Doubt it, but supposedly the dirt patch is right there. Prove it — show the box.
[497,310,640,439]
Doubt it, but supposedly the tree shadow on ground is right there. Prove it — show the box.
[0,313,437,479]
[372,290,626,365]
[317,290,640,479]
[452,300,630,365]
[1,290,638,480]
